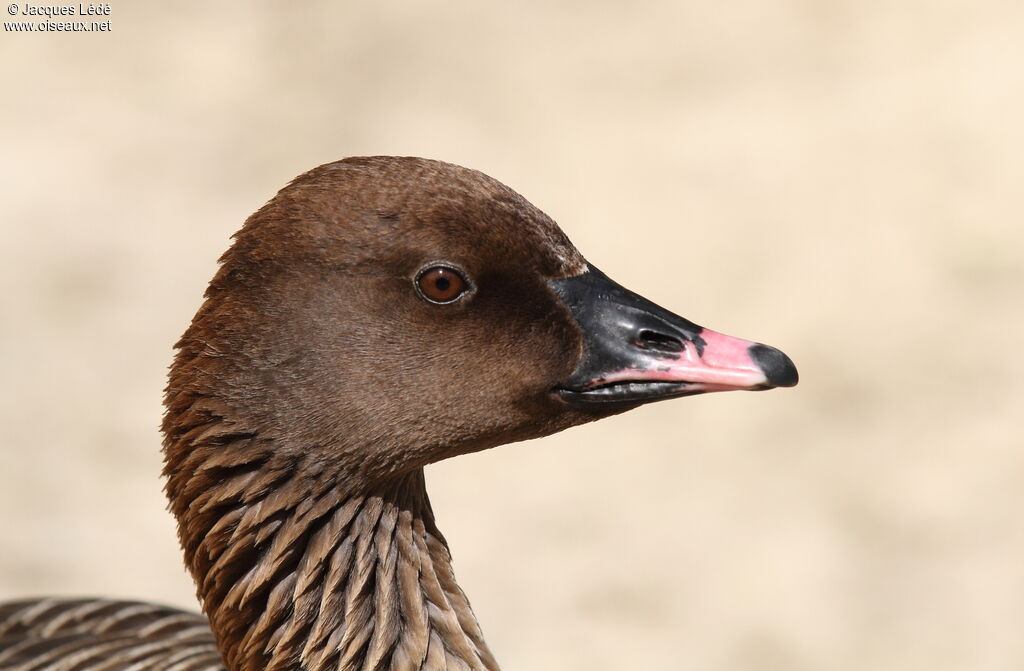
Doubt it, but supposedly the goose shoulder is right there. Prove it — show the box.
[0,597,221,670]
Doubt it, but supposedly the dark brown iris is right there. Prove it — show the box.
[416,265,469,304]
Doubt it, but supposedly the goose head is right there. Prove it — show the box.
[166,156,796,493]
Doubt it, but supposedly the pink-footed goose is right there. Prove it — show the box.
[0,157,797,671]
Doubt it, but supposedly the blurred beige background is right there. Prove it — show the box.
[2,2,1022,670]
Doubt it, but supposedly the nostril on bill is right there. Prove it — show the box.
[636,329,684,353]
[748,343,799,387]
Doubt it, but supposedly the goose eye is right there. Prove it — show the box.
[415,266,469,304]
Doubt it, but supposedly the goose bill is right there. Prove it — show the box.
[550,266,797,409]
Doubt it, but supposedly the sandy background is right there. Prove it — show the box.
[2,2,1022,670]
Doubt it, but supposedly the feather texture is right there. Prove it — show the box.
[0,598,223,671]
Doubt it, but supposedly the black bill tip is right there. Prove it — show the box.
[748,343,799,388]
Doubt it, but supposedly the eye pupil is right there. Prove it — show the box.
[416,265,469,304]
